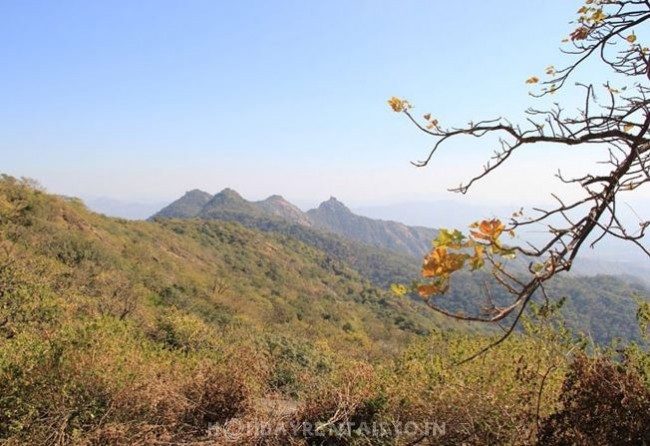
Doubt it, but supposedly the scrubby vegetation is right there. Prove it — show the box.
[1,175,650,445]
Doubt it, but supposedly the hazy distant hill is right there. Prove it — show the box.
[153,189,213,219]
[199,188,265,220]
[152,189,437,258]
[307,197,436,257]
[257,195,313,226]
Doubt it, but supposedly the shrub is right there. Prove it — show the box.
[539,354,650,445]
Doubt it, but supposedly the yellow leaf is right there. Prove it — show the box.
[525,76,539,84]
[627,34,637,43]
[387,96,409,112]
[422,247,467,278]
[591,9,605,23]
[468,244,485,270]
[625,123,634,132]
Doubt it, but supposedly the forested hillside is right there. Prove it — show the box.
[0,176,444,444]
[2,176,650,445]
[152,188,650,345]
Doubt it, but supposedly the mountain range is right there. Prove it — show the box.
[151,188,437,258]
[145,187,650,344]
[150,189,650,283]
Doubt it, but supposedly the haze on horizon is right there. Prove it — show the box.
[3,0,650,212]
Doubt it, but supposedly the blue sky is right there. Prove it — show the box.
[1,0,617,207]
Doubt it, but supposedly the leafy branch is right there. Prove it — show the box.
[389,0,650,361]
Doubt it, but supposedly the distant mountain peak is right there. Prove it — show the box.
[215,187,243,198]
[206,188,247,206]
[318,196,351,212]
[306,196,436,257]
[149,189,213,220]
[182,189,212,200]
[257,194,311,225]
[263,194,286,202]
[185,188,211,195]
[151,189,435,258]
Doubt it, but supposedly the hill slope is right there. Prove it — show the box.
[1,177,446,355]
[307,197,436,257]
[154,189,213,219]
[256,195,313,226]
[2,175,650,445]
[0,176,456,443]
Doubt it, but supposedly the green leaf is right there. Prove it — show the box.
[434,229,466,249]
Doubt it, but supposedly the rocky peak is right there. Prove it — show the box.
[149,189,212,219]
[316,196,352,214]
[258,194,312,226]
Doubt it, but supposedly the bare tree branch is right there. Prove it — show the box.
[392,0,650,361]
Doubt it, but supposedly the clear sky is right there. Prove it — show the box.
[1,0,626,207]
